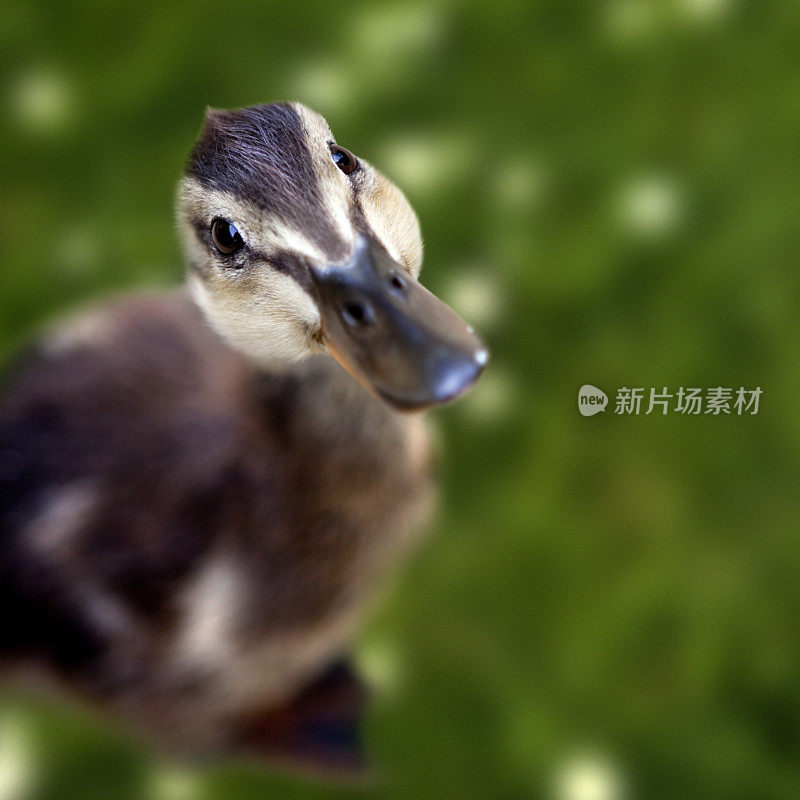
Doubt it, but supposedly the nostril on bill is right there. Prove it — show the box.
[341,301,375,328]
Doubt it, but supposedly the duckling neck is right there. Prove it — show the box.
[226,349,434,623]
[179,283,435,554]
[249,351,432,483]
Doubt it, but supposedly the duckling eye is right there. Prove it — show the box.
[211,219,244,255]
[330,144,358,175]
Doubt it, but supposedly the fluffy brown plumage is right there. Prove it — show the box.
[0,102,484,768]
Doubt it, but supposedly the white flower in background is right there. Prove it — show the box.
[0,713,36,800]
[554,753,626,800]
[289,61,356,117]
[603,1,658,43]
[444,269,502,330]
[492,157,548,208]
[11,68,73,133]
[460,366,515,423]
[357,638,404,695]
[617,174,684,238]
[379,131,471,197]
[352,3,444,59]
[679,0,734,24]
[56,226,102,277]
[148,765,204,800]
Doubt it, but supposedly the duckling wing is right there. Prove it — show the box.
[0,289,250,674]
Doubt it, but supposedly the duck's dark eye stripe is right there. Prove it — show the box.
[211,218,244,255]
[248,249,314,291]
[329,144,358,175]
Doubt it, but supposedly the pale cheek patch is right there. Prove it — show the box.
[189,272,321,363]
[181,179,325,363]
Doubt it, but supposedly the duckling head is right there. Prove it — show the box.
[178,102,487,410]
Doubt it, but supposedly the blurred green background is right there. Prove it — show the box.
[2,1,800,798]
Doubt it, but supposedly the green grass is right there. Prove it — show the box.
[2,1,800,798]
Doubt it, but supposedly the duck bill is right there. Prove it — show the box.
[310,237,488,411]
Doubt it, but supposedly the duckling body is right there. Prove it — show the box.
[0,102,485,763]
[1,289,431,753]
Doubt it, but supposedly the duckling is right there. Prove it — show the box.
[0,103,486,769]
